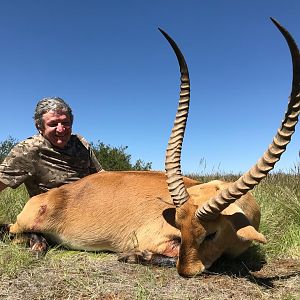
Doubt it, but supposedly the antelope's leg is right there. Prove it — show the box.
[118,250,176,267]
[1,223,48,253]
[27,233,48,253]
[0,223,27,243]
[1,222,28,242]
[8,222,24,234]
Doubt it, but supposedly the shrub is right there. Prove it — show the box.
[0,136,18,163]
[91,141,152,171]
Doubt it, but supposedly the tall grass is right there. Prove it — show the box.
[0,185,28,223]
[253,165,300,259]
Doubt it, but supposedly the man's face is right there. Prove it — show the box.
[40,110,72,148]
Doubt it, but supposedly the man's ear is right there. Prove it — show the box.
[35,123,42,134]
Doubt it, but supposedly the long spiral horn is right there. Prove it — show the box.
[196,18,300,220]
[159,28,190,207]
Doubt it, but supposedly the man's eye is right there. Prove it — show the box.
[47,122,70,127]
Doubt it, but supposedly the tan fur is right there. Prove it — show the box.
[9,171,265,277]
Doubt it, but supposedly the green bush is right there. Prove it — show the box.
[92,141,152,171]
[0,136,18,163]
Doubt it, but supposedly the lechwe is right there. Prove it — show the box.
[2,18,299,277]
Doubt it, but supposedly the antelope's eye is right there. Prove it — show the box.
[204,232,216,241]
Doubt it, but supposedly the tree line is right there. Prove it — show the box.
[0,136,152,171]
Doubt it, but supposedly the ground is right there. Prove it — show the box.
[0,250,299,299]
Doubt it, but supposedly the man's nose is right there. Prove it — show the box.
[56,123,65,132]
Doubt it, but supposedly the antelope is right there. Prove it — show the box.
[2,18,299,277]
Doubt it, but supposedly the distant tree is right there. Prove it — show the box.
[92,141,152,171]
[0,136,18,163]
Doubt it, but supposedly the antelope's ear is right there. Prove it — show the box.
[162,208,177,228]
[237,226,267,244]
[224,211,267,244]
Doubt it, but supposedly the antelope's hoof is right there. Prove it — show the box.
[28,234,48,256]
[118,250,153,264]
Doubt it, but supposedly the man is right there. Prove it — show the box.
[0,97,103,196]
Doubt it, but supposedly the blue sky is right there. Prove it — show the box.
[0,0,299,174]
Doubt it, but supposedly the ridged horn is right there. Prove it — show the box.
[196,18,300,220]
[159,28,190,207]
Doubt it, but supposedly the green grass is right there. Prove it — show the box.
[0,185,28,223]
[0,242,38,277]
[253,169,300,259]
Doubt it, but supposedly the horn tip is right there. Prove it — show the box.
[158,27,168,38]
[269,17,283,31]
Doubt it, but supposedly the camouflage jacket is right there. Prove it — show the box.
[0,134,102,197]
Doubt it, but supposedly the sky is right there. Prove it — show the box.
[0,0,299,174]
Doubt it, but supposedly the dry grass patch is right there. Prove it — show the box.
[0,246,299,299]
